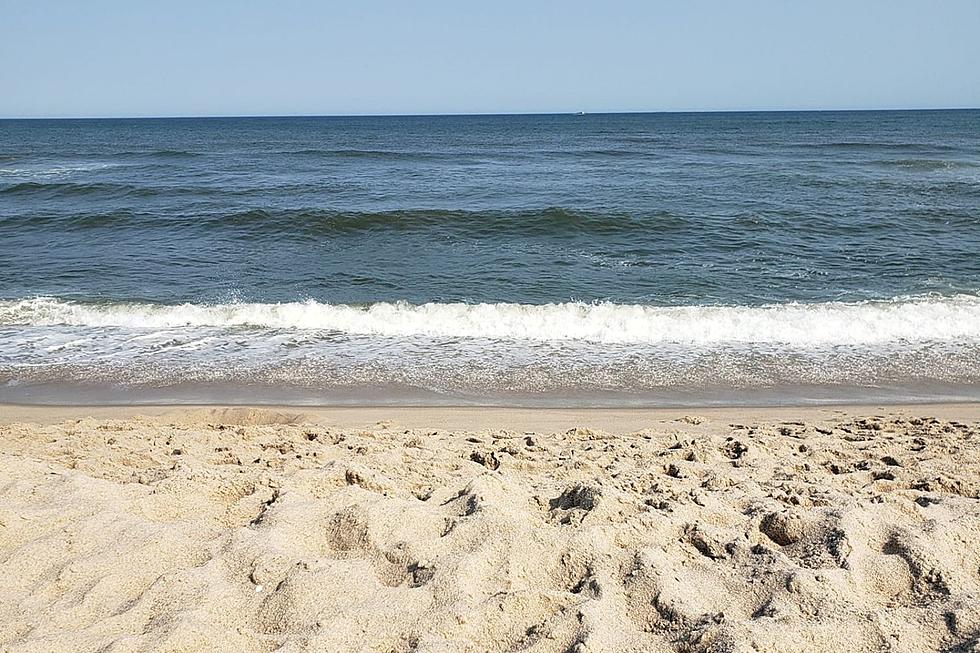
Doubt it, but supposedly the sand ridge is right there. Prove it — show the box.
[0,407,978,652]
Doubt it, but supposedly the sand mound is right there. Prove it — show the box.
[0,412,978,652]
[163,406,314,426]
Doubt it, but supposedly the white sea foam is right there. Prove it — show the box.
[2,295,979,345]
[0,162,119,178]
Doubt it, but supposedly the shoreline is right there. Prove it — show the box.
[3,400,980,430]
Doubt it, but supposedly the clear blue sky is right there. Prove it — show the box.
[2,0,978,118]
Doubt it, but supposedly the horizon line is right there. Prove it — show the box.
[2,105,979,121]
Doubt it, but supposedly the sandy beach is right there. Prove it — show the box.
[4,2,979,651]
[0,403,978,652]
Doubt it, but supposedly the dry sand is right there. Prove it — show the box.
[0,403,978,652]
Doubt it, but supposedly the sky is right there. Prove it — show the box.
[1,0,978,118]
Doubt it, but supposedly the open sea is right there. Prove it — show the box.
[1,110,979,405]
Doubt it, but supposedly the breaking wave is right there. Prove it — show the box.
[3,295,979,346]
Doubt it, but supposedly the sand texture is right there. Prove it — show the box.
[0,406,979,652]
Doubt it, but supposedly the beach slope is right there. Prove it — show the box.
[0,405,978,652]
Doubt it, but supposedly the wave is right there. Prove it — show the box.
[0,181,230,201]
[0,207,685,235]
[18,210,137,229]
[0,162,121,176]
[113,149,202,159]
[3,295,979,345]
[795,142,962,152]
[214,207,683,237]
[277,148,461,161]
[0,181,156,198]
[875,158,980,171]
[0,202,685,239]
[271,148,650,161]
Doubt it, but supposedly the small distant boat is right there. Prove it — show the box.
[575,111,587,116]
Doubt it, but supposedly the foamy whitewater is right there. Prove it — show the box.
[2,111,979,404]
[2,295,979,405]
[4,295,980,345]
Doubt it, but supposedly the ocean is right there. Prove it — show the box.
[1,110,979,405]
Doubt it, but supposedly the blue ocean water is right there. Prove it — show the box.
[1,111,979,405]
